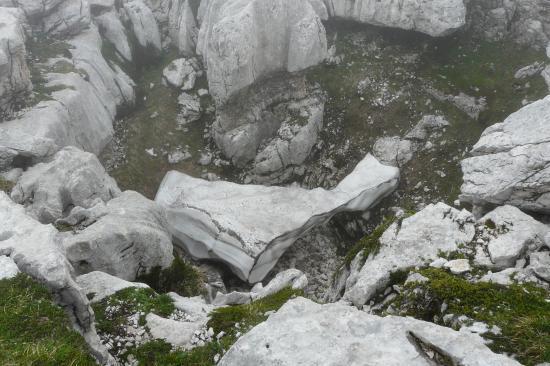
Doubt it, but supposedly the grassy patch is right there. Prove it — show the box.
[0,274,95,365]
[136,256,204,298]
[93,287,175,335]
[0,177,14,193]
[125,288,303,366]
[386,268,550,365]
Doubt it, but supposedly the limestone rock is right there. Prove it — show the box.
[11,147,120,224]
[177,92,201,123]
[163,58,200,90]
[529,251,550,282]
[461,96,550,214]
[324,0,467,37]
[155,154,399,283]
[373,115,449,167]
[0,255,19,279]
[0,7,31,118]
[0,25,134,171]
[62,191,174,281]
[444,259,471,274]
[146,313,207,350]
[219,297,520,366]
[124,0,162,52]
[43,0,91,36]
[213,269,308,305]
[168,0,198,55]
[213,74,322,175]
[344,203,476,307]
[76,271,150,302]
[197,0,327,105]
[480,205,548,270]
[94,9,133,61]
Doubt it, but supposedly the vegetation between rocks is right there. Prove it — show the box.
[124,287,303,366]
[93,287,175,335]
[383,268,550,365]
[137,256,205,298]
[0,274,96,366]
[0,177,14,193]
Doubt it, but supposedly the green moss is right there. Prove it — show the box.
[0,274,96,365]
[388,268,550,365]
[125,288,303,366]
[0,177,14,193]
[92,287,175,335]
[54,222,75,232]
[343,216,396,267]
[136,256,205,298]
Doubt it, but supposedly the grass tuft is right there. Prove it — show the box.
[0,274,96,365]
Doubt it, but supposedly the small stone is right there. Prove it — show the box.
[444,259,471,275]
[429,257,448,268]
[404,272,429,285]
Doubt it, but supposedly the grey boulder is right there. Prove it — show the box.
[11,146,120,224]
[344,202,475,307]
[156,154,399,283]
[0,7,31,118]
[324,0,466,37]
[219,297,520,366]
[197,0,327,105]
[62,191,174,281]
[76,270,150,303]
[461,96,550,214]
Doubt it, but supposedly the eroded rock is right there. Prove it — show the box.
[325,0,467,37]
[11,147,120,223]
[461,96,550,214]
[62,191,174,281]
[344,203,476,307]
[197,0,327,104]
[156,154,399,283]
[219,297,520,366]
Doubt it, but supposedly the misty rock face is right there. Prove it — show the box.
[155,154,399,283]
[197,0,328,105]
[460,96,550,215]
[219,297,521,366]
[124,0,162,52]
[0,7,31,119]
[324,0,467,37]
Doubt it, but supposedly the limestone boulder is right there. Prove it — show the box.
[11,147,120,223]
[62,191,174,281]
[0,7,31,118]
[344,203,476,307]
[461,96,550,214]
[156,154,398,283]
[197,0,327,105]
[219,297,520,366]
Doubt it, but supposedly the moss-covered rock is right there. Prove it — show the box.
[124,287,303,366]
[380,268,550,365]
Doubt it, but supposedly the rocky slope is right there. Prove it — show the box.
[0,0,549,365]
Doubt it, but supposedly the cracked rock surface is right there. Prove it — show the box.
[461,95,550,214]
[219,297,520,366]
[156,154,399,283]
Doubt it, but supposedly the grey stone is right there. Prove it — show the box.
[156,154,398,283]
[11,147,120,224]
[219,297,520,366]
[62,191,174,281]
